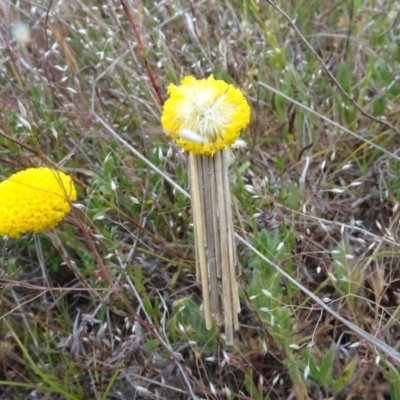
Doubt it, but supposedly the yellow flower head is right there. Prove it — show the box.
[0,167,77,238]
[161,75,251,155]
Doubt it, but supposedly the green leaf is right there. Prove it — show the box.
[304,351,319,379]
[373,97,386,116]
[336,62,351,93]
[134,268,145,294]
[317,345,336,384]
[181,298,203,331]
[145,339,159,352]
[275,155,284,173]
[331,356,358,392]
[238,160,251,174]
[142,297,153,315]
[390,380,400,400]
[376,62,390,82]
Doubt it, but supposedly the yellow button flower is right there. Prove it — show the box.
[0,167,77,238]
[161,75,250,155]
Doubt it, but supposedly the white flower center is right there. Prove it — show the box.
[180,90,233,142]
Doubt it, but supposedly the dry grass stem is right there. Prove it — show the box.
[189,150,240,344]
[188,152,212,330]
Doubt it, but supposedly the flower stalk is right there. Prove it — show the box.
[189,149,240,341]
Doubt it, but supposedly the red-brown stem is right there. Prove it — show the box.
[119,0,164,106]
[0,158,20,168]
